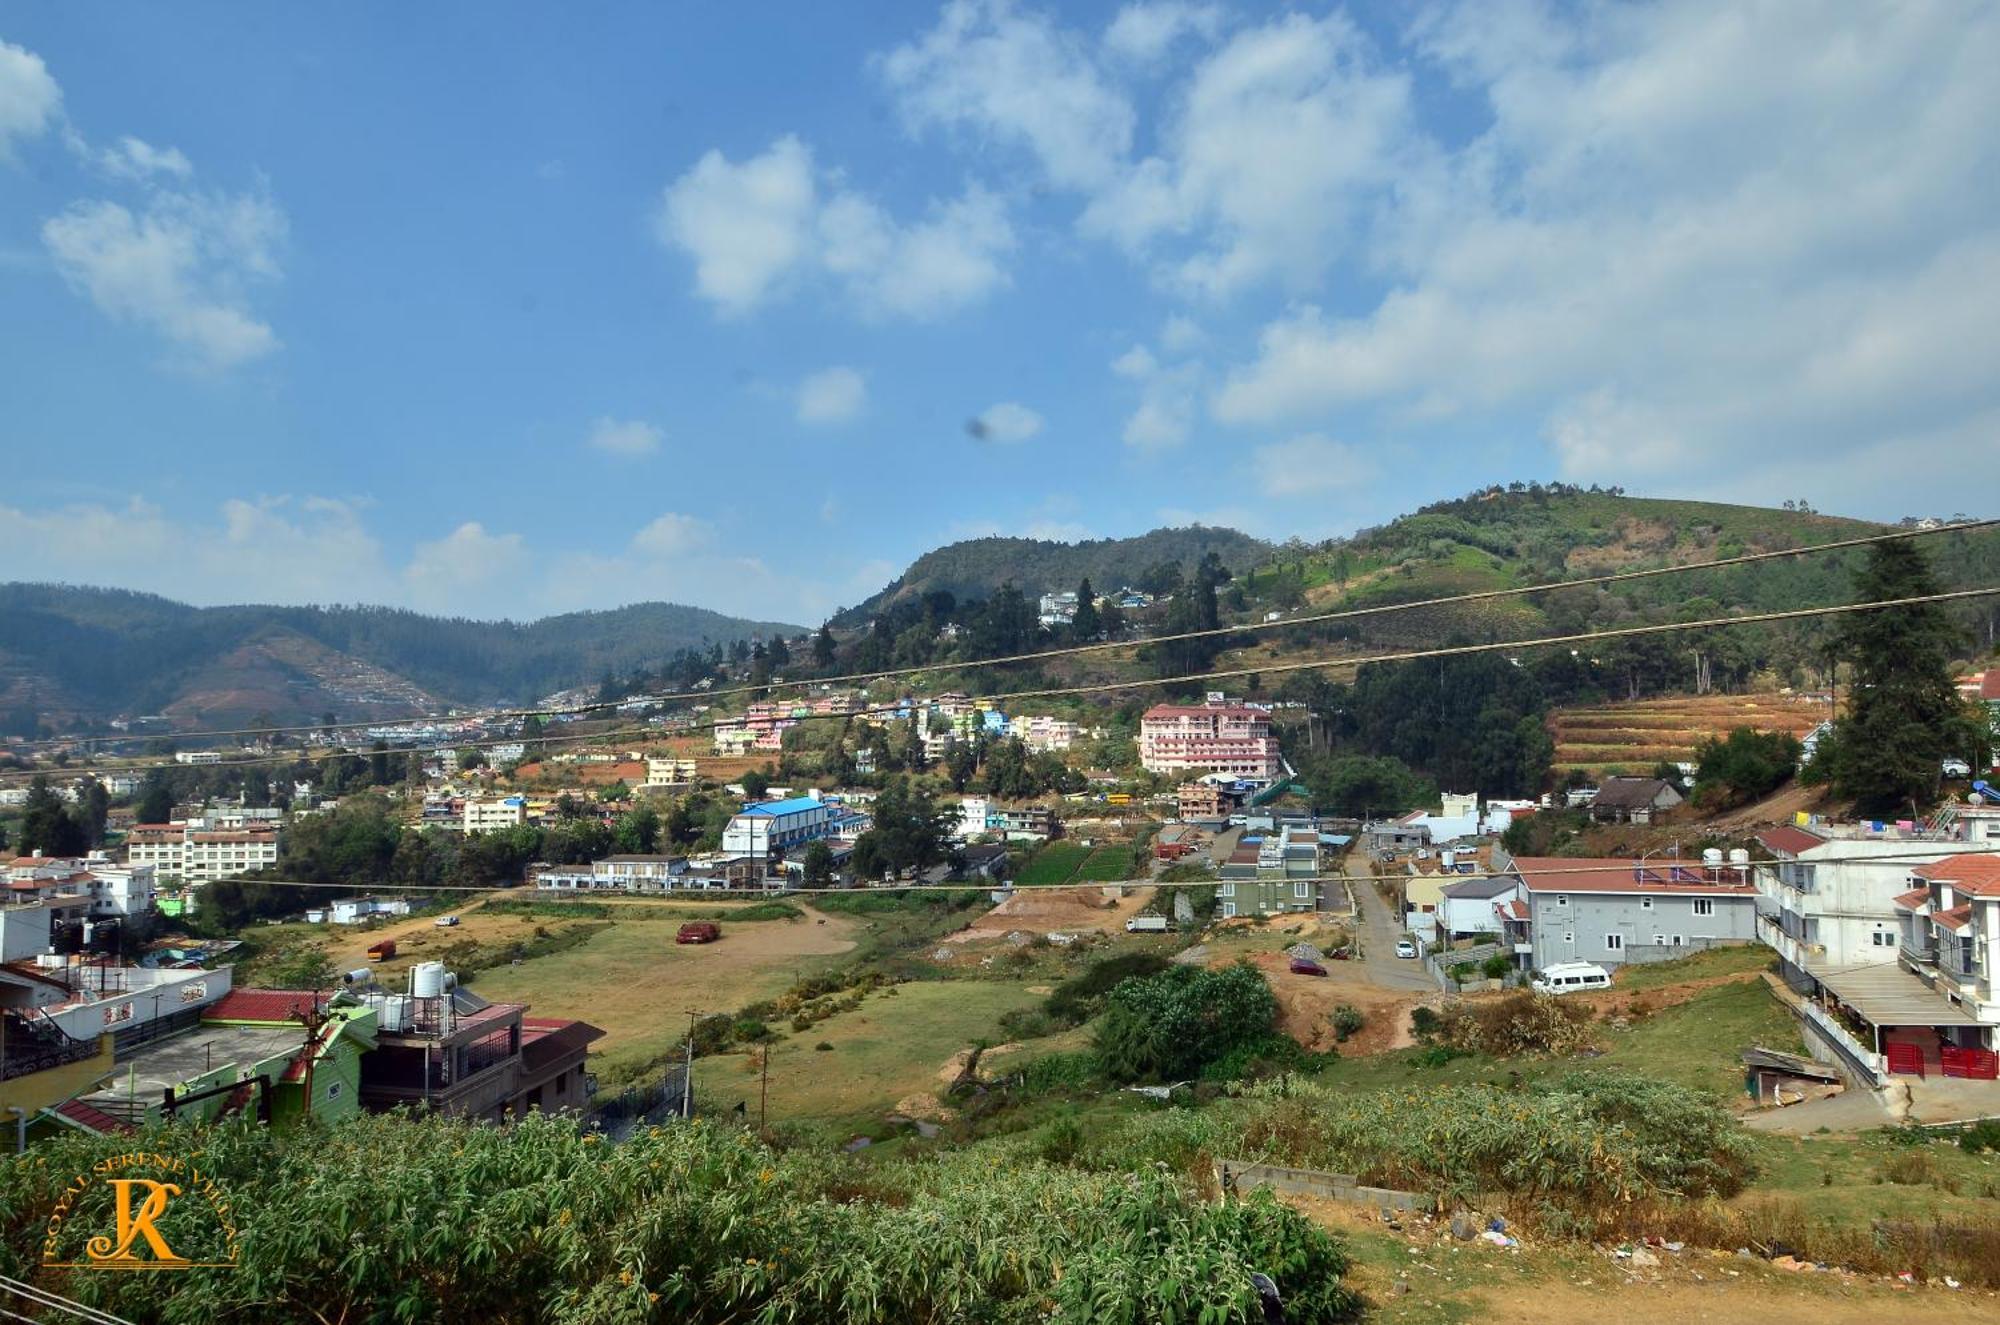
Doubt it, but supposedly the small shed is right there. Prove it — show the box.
[1742,1046,1842,1107]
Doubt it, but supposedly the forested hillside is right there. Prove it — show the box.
[0,584,801,730]
[834,525,1269,625]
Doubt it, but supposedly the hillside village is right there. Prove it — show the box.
[3,495,2000,1322]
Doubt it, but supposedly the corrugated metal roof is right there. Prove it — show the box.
[739,796,827,817]
[1757,826,1827,856]
[204,989,323,1023]
[1813,962,1983,1026]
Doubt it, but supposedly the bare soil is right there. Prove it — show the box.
[947,884,1158,942]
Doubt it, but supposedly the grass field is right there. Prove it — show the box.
[734,980,1044,1125]
[1017,842,1090,885]
[469,904,862,1085]
[1072,844,1139,882]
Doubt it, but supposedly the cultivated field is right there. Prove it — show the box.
[1549,692,1831,773]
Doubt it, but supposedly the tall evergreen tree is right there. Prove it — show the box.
[1823,539,1979,816]
[1071,577,1101,640]
[813,624,837,669]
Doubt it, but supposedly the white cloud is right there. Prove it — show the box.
[655,135,817,316]
[796,366,868,425]
[1207,1,2000,496]
[1250,433,1369,497]
[0,39,60,161]
[969,400,1044,443]
[1110,344,1156,379]
[1083,11,1420,297]
[629,512,714,558]
[42,186,287,370]
[404,522,530,607]
[880,0,1135,191]
[1159,313,1202,354]
[656,135,1013,320]
[97,135,193,181]
[586,417,663,457]
[1103,2,1223,68]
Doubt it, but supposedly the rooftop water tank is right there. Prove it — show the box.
[1729,848,1750,867]
[411,962,447,998]
[343,967,372,986]
[1702,848,1723,868]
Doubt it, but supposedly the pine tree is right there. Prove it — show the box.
[1071,577,1101,641]
[813,624,837,669]
[1825,539,1978,816]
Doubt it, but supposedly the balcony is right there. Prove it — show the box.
[1757,914,1825,969]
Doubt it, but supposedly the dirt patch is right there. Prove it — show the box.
[1240,950,1428,1055]
[893,1092,953,1121]
[936,1042,1023,1086]
[1580,969,1764,1019]
[948,884,1158,942]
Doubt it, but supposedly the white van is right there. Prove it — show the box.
[1531,961,1612,995]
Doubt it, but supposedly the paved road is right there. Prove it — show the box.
[1345,851,1436,992]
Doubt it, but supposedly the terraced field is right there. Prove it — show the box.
[1549,692,1830,774]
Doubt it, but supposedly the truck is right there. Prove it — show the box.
[1125,915,1169,933]
[366,939,397,962]
[675,921,721,945]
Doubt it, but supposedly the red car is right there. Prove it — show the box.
[1288,958,1327,977]
[676,921,721,945]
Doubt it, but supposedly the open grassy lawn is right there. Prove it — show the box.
[1018,842,1089,885]
[739,979,1045,1126]
[470,906,861,1086]
[1073,844,1139,881]
[1591,977,1800,1097]
[1610,943,1776,991]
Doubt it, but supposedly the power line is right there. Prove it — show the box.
[22,517,1994,752]
[8,584,1996,786]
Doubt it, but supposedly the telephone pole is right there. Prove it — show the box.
[681,1008,701,1120]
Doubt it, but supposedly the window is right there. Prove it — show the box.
[1873,931,1896,947]
[1220,901,1237,919]
[1218,882,1234,898]
[1652,934,1666,946]
[1554,895,1569,907]
[1605,933,1624,952]
[1293,881,1311,900]
[1692,898,1715,917]
[1562,933,1574,944]
[1640,897,1653,910]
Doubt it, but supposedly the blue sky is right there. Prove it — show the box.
[2,2,1995,626]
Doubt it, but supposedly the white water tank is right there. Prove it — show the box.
[411,962,447,998]
[1441,850,1456,869]
[343,967,372,986]
[376,996,409,1032]
[1702,848,1723,868]
[1729,848,1750,867]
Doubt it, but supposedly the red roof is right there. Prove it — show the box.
[1511,856,1757,895]
[1498,898,1529,921]
[1982,672,2000,701]
[1756,826,1826,856]
[1894,887,1933,910]
[55,1098,135,1135]
[1914,855,2000,896]
[1142,704,1263,720]
[203,989,324,1023]
[1935,905,1974,931]
[520,1018,605,1074]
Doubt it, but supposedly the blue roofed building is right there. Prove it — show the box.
[721,795,841,861]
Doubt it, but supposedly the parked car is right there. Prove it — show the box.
[434,915,460,928]
[1288,958,1328,977]
[675,921,721,945]
[1394,939,1418,959]
[1943,758,1973,778]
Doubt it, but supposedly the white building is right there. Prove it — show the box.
[329,895,411,924]
[173,751,225,765]
[645,757,698,787]
[125,821,281,884]
[1138,699,1281,779]
[463,796,529,833]
[721,795,841,860]
[1755,822,1997,977]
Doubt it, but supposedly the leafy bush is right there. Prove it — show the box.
[1409,1005,1443,1041]
[1961,1120,2000,1153]
[1043,951,1173,1026]
[1435,991,1594,1057]
[1331,1005,1365,1043]
[1094,961,1279,1082]
[0,1112,1362,1323]
[1017,1049,1103,1095]
[1481,954,1513,981]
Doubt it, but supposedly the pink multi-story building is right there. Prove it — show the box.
[1139,700,1281,778]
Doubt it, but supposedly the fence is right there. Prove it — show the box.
[588,1065,691,1140]
[1213,1158,1432,1212]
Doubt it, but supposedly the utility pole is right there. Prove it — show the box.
[681,1008,700,1120]
[758,1046,770,1132]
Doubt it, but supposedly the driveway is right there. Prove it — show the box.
[1345,850,1435,993]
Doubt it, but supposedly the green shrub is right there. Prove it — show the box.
[1331,1005,1365,1043]
[1094,961,1278,1082]
[1017,1050,1103,1095]
[1481,954,1513,981]
[1961,1120,2000,1153]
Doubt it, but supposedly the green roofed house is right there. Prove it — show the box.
[44,989,376,1138]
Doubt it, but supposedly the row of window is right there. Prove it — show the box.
[1548,894,1715,915]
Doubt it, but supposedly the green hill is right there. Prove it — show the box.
[0,584,803,729]
[835,525,1270,625]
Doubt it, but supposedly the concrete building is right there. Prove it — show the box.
[1509,853,1759,970]
[126,820,281,884]
[1754,824,1992,977]
[463,795,529,834]
[721,795,840,861]
[1585,777,1684,825]
[1014,715,1080,753]
[1435,873,1521,941]
[1139,698,1281,779]
[645,757,699,787]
